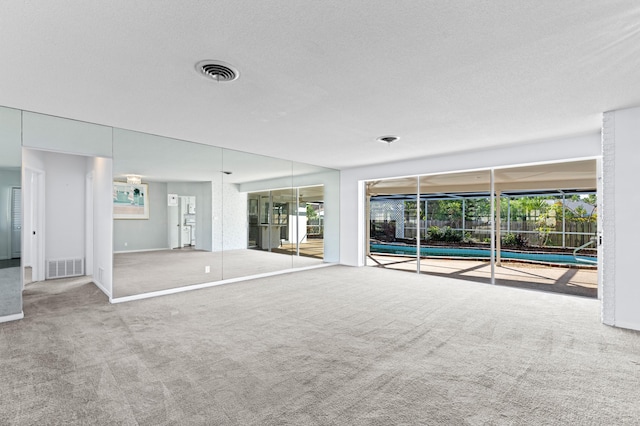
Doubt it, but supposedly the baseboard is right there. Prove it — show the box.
[0,312,24,323]
[613,319,640,332]
[113,248,170,254]
[110,262,337,304]
[92,279,112,299]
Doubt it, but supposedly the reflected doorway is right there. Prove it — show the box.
[247,185,324,260]
[1,170,22,274]
[169,195,197,249]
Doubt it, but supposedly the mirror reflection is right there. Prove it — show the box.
[0,106,23,319]
[0,107,339,307]
[218,149,294,278]
[112,129,223,297]
[112,130,339,298]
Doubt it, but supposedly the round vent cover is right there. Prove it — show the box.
[196,60,239,82]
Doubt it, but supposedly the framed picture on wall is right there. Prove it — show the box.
[113,182,149,219]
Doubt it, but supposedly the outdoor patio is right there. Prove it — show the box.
[368,254,597,298]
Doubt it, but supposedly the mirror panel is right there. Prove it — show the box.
[292,161,339,268]
[221,149,293,279]
[0,106,23,319]
[112,129,223,297]
[3,107,340,303]
[22,111,112,157]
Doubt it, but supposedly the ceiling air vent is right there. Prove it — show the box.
[196,60,239,82]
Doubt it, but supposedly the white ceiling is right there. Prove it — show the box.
[367,159,596,195]
[2,1,639,170]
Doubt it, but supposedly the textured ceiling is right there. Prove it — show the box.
[367,160,596,196]
[1,1,639,170]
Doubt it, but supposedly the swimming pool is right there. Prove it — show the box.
[370,244,597,266]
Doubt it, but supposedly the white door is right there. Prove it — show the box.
[169,205,180,249]
[11,187,21,258]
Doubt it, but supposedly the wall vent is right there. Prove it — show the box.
[46,258,84,280]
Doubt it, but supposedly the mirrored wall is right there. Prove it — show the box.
[1,106,339,310]
[111,129,340,298]
[0,107,23,320]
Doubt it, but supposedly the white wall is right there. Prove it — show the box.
[113,181,168,252]
[87,156,113,297]
[222,183,248,250]
[339,133,602,267]
[602,106,640,330]
[317,171,340,263]
[43,152,86,261]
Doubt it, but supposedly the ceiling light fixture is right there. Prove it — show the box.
[126,175,142,185]
[196,60,240,82]
[377,135,399,144]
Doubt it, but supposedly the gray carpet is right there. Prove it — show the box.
[2,266,639,425]
[113,249,323,297]
[0,266,21,316]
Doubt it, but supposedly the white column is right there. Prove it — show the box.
[602,106,640,330]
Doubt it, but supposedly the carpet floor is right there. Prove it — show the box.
[1,266,639,425]
[113,249,323,297]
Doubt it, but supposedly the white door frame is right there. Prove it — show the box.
[10,186,21,259]
[25,167,45,282]
[85,171,94,275]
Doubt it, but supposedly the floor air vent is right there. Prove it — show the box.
[46,258,84,279]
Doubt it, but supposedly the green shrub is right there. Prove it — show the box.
[442,226,463,242]
[427,226,442,241]
[502,232,528,247]
[428,226,463,242]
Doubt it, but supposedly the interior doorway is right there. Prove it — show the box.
[247,185,325,260]
[169,195,196,249]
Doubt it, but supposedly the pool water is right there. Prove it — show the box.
[370,244,597,266]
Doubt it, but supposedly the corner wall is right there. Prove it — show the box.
[87,156,113,297]
[602,106,640,330]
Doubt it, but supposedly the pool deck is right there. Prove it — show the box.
[368,254,597,298]
[274,239,324,259]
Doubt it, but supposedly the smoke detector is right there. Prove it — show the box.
[377,135,399,144]
[196,60,239,82]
